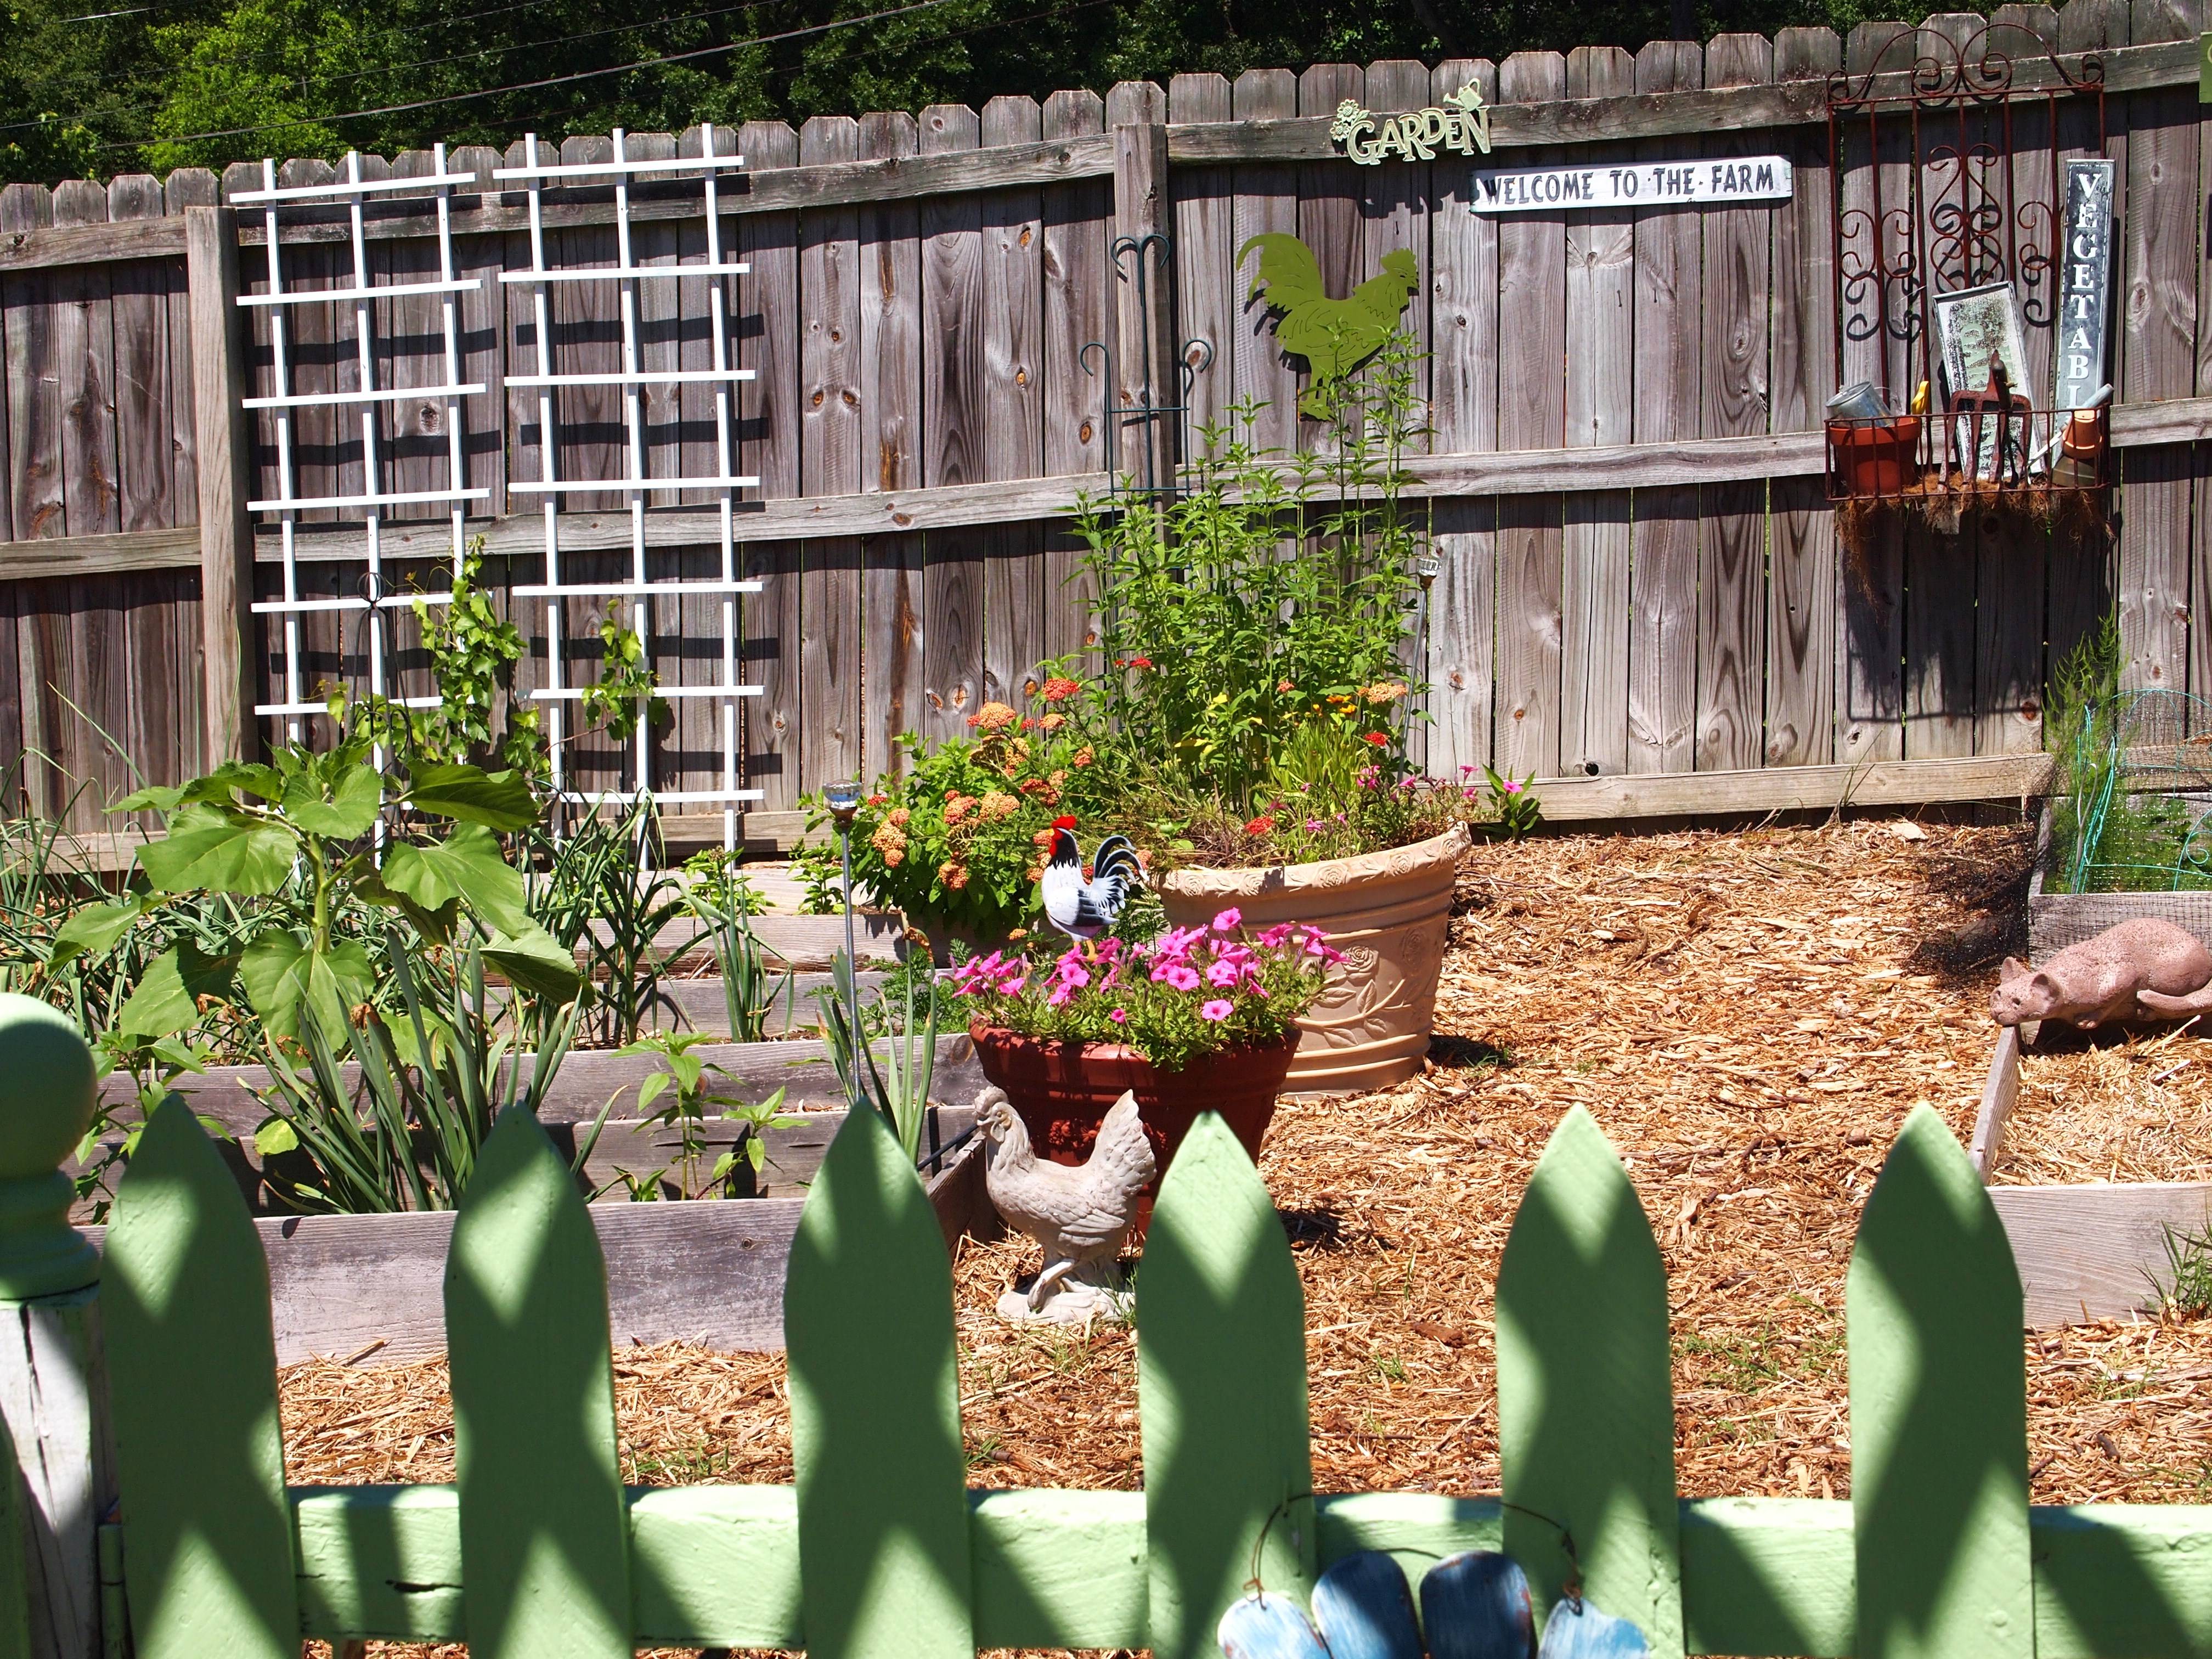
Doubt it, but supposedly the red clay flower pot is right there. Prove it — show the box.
[967,1021,1301,1240]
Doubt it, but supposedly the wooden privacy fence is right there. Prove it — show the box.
[8,3,2212,836]
[7,1071,2212,1658]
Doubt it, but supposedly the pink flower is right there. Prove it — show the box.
[1108,1007,1128,1023]
[1046,981,1075,1007]
[998,973,1027,997]
[1257,923,1295,949]
[1503,780,1523,794]
[1212,906,1242,933]
[1199,999,1233,1022]
[1306,817,1323,831]
[1206,959,1241,988]
[1161,964,1201,992]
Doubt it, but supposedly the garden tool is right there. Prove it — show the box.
[1946,352,2030,484]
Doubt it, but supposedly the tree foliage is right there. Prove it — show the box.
[5,0,1981,184]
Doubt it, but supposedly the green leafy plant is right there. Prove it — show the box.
[533,799,687,1047]
[816,949,939,1163]
[1070,330,1430,818]
[949,911,1330,1073]
[2155,1221,2212,1321]
[1481,766,1543,840]
[92,735,568,1045]
[253,933,600,1214]
[800,674,1108,947]
[580,603,667,744]
[790,839,844,916]
[614,1030,799,1198]
[348,538,543,776]
[681,853,794,1042]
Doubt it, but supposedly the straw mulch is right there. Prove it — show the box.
[2001,1028,2212,1185]
[278,818,2212,1659]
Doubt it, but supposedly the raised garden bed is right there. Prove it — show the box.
[1971,1022,2212,1325]
[78,1102,994,1367]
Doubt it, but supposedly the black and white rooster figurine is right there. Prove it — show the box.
[1040,815,1143,942]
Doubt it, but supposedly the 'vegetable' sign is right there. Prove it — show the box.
[1469,156,1794,213]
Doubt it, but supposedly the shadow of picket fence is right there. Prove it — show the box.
[82,1097,2212,1659]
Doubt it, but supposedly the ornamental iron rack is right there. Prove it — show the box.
[1081,232,1214,506]
[1824,23,2112,511]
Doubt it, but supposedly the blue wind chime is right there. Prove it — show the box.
[1219,1539,1648,1659]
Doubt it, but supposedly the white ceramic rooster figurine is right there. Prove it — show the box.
[1040,816,1143,942]
[975,1085,1154,1324]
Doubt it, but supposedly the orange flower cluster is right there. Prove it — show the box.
[966,701,1020,732]
[869,821,907,867]
[1040,676,1082,703]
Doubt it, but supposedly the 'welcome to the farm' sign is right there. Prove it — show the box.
[1469,156,1794,213]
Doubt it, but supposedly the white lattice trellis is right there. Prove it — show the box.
[495,125,763,848]
[236,148,487,743]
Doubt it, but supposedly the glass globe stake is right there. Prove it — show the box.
[820,780,866,1114]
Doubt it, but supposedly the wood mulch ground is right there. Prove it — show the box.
[281,817,2212,1659]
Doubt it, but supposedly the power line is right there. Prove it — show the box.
[101,0,970,148]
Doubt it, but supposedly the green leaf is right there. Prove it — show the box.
[253,1118,299,1156]
[380,823,530,934]
[115,942,235,1038]
[481,924,584,998]
[351,867,460,948]
[637,1072,669,1115]
[136,804,297,896]
[404,763,540,831]
[239,931,375,1039]
[110,784,185,815]
[281,760,383,840]
[48,896,144,968]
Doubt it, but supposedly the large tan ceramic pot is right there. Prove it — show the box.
[1156,822,1468,1093]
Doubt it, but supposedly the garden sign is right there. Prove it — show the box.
[1468,156,1793,212]
[1330,87,1492,163]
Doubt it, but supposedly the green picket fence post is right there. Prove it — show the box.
[1497,1106,1684,1657]
[1138,1111,1314,1659]
[0,996,111,1659]
[444,1109,631,1659]
[103,1096,296,1659]
[786,1101,973,1659]
[1849,1105,2030,1659]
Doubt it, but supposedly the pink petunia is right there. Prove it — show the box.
[1162,964,1201,992]
[1046,981,1075,1007]
[1057,958,1091,990]
[1257,923,1295,949]
[1199,999,1233,1022]
[1108,1007,1128,1023]
[1212,906,1242,933]
[1206,959,1240,988]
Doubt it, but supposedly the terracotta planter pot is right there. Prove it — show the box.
[968,1022,1300,1238]
[1156,822,1468,1094]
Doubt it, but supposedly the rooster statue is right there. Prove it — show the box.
[1041,816,1143,943]
[975,1086,1155,1324]
[1238,233,1421,414]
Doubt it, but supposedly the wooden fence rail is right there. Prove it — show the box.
[3,996,2208,1659]
[7,2,2212,832]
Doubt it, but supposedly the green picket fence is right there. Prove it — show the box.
[72,1093,2212,1659]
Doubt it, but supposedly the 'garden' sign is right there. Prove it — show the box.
[1468,156,1793,213]
[1331,87,1491,163]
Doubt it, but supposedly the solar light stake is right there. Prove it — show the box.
[821,779,865,1111]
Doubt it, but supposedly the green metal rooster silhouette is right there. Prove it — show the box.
[1238,233,1420,416]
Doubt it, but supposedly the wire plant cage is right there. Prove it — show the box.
[1825,22,2113,517]
[2042,689,2212,896]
